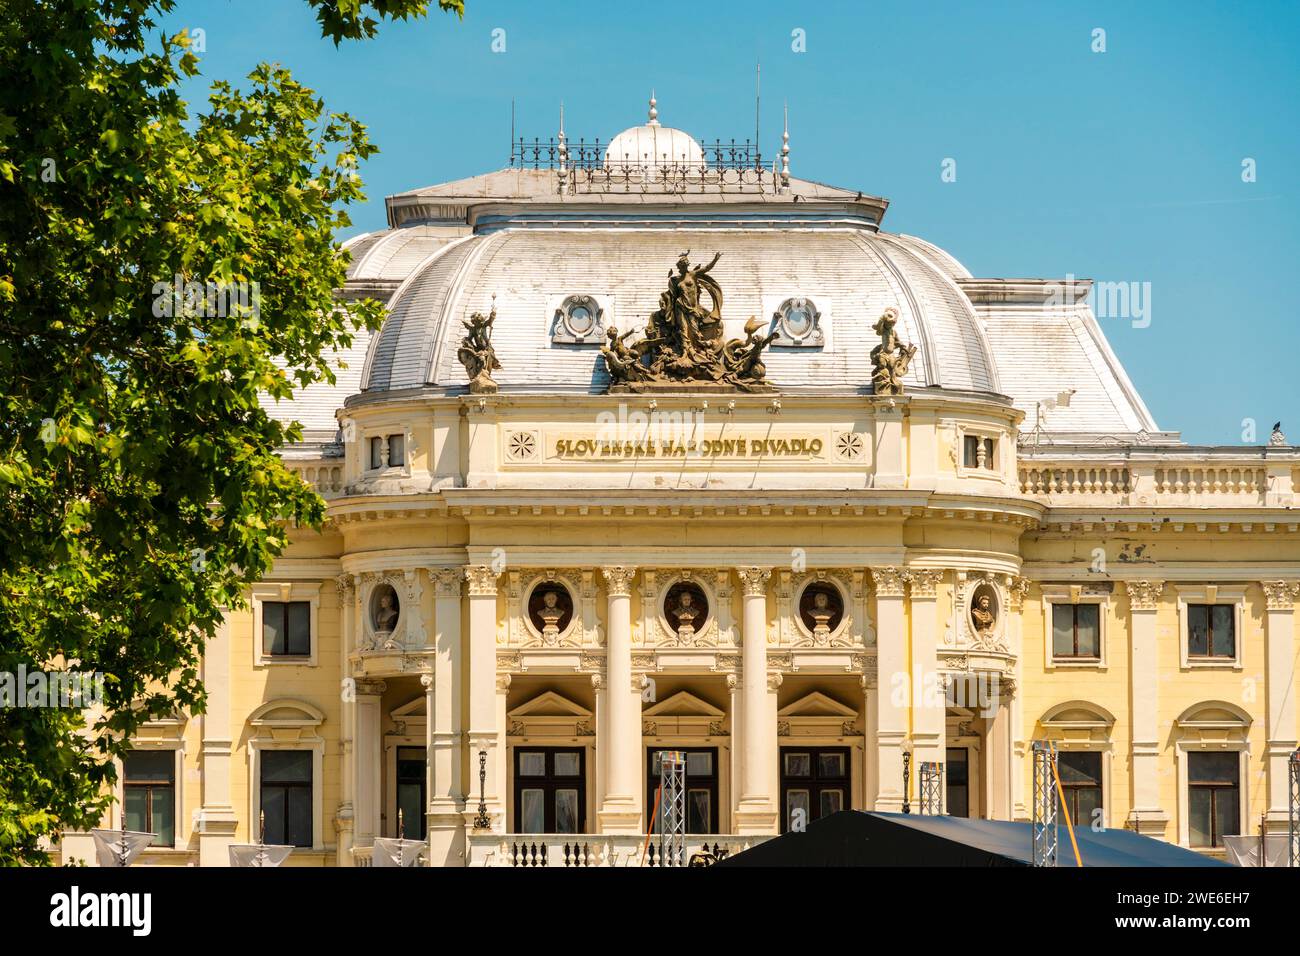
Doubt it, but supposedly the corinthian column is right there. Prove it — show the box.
[735,567,777,834]
[464,565,503,832]
[599,566,642,833]
[1261,581,1299,832]
[872,567,908,811]
[428,568,464,863]
[1124,580,1168,837]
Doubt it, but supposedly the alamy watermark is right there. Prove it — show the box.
[1045,273,1151,328]
[151,274,261,323]
[0,664,105,708]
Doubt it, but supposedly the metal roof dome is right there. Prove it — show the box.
[603,94,705,169]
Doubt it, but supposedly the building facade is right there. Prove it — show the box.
[59,102,1300,866]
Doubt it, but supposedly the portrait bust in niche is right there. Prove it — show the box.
[528,584,574,644]
[372,584,400,635]
[969,583,998,640]
[662,581,709,645]
[799,582,844,643]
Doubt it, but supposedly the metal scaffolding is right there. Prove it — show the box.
[1290,748,1300,868]
[658,750,687,868]
[918,761,943,815]
[1031,741,1059,867]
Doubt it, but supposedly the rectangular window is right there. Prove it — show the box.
[779,746,850,833]
[1057,751,1103,828]
[1052,603,1100,660]
[513,748,586,834]
[368,435,384,470]
[1188,751,1239,848]
[261,750,313,847]
[395,746,427,840]
[1187,604,1235,659]
[123,750,175,846]
[261,600,311,657]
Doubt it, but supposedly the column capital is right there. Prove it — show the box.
[600,565,638,596]
[766,671,784,691]
[1124,579,1165,610]
[463,565,500,596]
[735,566,772,597]
[1005,574,1031,611]
[430,567,464,598]
[870,566,907,598]
[1261,580,1300,611]
[907,568,944,599]
[334,573,355,600]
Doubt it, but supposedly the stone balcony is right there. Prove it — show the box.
[466,833,767,867]
[1017,445,1299,510]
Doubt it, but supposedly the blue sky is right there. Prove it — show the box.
[163,0,1298,444]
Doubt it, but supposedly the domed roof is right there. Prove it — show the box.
[604,95,704,168]
[359,228,1000,396]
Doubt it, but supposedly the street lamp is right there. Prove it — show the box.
[901,737,914,814]
[473,749,491,831]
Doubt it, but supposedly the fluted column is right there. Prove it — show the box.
[872,567,908,811]
[735,567,777,834]
[427,568,464,864]
[908,570,945,777]
[1124,580,1168,836]
[354,679,386,847]
[599,566,641,833]
[1261,581,1299,831]
[464,565,503,832]
[1006,576,1031,820]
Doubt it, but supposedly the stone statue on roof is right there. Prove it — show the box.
[457,302,501,394]
[870,307,917,396]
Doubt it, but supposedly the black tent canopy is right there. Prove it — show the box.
[716,811,1229,867]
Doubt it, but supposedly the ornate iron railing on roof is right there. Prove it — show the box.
[510,137,764,171]
[509,137,776,194]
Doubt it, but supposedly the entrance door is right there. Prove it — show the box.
[779,747,850,832]
[513,748,585,834]
[646,748,719,834]
[945,747,970,817]
[395,746,427,839]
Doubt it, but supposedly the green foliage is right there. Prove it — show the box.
[0,0,459,865]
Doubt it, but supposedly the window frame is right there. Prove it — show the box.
[247,700,326,853]
[511,747,587,835]
[1041,586,1110,670]
[250,582,320,667]
[258,749,314,848]
[1184,750,1242,849]
[118,744,183,849]
[778,746,851,834]
[1055,749,1105,830]
[362,426,413,478]
[955,424,1003,480]
[1174,585,1246,670]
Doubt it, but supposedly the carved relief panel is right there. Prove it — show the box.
[775,569,868,648]
[505,569,594,648]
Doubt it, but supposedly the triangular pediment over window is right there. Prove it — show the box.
[778,691,858,719]
[643,691,724,719]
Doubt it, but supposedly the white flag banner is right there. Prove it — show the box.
[371,837,425,867]
[1223,834,1290,868]
[90,829,155,867]
[229,844,295,868]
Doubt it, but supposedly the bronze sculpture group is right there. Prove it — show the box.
[602,251,776,392]
[455,253,918,397]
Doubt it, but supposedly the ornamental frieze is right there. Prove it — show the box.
[1124,579,1165,611]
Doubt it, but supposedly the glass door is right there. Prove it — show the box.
[646,747,719,834]
[779,747,850,832]
[513,747,585,834]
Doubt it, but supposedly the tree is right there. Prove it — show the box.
[0,0,462,865]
